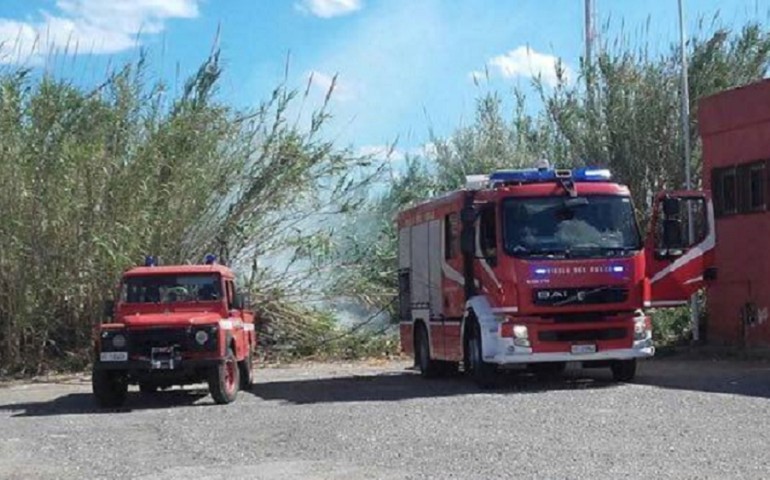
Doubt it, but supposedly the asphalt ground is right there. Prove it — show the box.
[1,358,769,479]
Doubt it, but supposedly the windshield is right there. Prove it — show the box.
[121,274,222,304]
[502,195,641,258]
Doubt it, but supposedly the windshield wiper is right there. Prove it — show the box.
[525,247,570,258]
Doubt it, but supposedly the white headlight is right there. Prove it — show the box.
[112,334,126,349]
[513,325,529,339]
[195,330,209,345]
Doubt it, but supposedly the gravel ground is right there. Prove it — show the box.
[1,358,770,479]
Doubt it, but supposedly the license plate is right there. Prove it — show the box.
[151,347,175,370]
[571,344,597,355]
[100,351,128,362]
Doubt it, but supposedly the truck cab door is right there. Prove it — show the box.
[644,191,716,308]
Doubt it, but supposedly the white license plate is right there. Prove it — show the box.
[571,344,597,355]
[100,351,128,362]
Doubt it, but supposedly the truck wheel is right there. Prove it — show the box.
[467,322,497,389]
[92,369,128,408]
[208,347,240,404]
[415,323,441,378]
[139,382,158,394]
[611,359,637,382]
[238,349,254,390]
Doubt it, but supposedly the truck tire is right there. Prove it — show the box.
[611,359,637,382]
[415,323,442,378]
[238,349,253,390]
[466,322,497,389]
[208,347,240,404]
[92,369,128,408]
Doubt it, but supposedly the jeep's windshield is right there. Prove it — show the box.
[502,195,641,258]
[121,274,222,303]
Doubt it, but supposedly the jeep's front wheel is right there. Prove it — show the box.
[208,347,240,404]
[92,369,128,408]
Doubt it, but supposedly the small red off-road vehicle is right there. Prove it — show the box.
[93,256,256,407]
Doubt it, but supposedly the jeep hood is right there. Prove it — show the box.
[121,312,222,328]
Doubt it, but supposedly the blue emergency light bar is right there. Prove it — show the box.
[488,167,611,186]
[144,255,157,267]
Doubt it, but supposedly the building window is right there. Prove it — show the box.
[750,162,766,211]
[722,168,737,215]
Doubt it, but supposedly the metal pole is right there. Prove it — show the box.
[585,0,594,106]
[585,0,593,68]
[678,0,699,342]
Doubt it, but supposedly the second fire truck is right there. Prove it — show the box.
[397,166,715,386]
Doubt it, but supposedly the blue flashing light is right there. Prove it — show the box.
[573,167,611,182]
[204,253,217,265]
[144,255,157,267]
[489,166,611,186]
[612,265,624,273]
[489,168,556,185]
[534,267,548,275]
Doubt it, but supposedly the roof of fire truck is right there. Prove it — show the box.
[397,165,629,226]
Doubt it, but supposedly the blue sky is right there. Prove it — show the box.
[0,0,768,158]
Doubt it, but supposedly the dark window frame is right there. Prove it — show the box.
[721,167,738,215]
[749,161,766,212]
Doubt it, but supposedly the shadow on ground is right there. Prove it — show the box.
[3,358,770,415]
[250,358,770,405]
[634,358,770,399]
[0,388,212,417]
[248,367,621,405]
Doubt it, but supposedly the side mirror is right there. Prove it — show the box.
[103,300,115,319]
[232,293,245,310]
[662,197,681,218]
[662,219,683,249]
[460,206,477,223]
[460,228,475,254]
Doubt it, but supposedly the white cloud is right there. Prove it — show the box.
[355,142,436,163]
[307,70,357,102]
[0,0,200,64]
[357,144,405,163]
[406,142,436,159]
[295,0,362,18]
[482,46,571,87]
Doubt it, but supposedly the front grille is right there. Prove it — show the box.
[128,328,190,355]
[533,286,629,306]
[538,328,627,342]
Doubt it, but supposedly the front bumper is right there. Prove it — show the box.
[490,345,654,365]
[93,357,223,371]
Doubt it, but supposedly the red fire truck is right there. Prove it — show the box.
[397,166,716,386]
[93,255,256,407]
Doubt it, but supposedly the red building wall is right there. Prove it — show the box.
[699,79,770,347]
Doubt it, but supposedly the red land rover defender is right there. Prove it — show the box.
[93,255,256,407]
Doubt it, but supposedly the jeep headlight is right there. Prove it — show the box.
[194,330,209,345]
[111,334,126,349]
